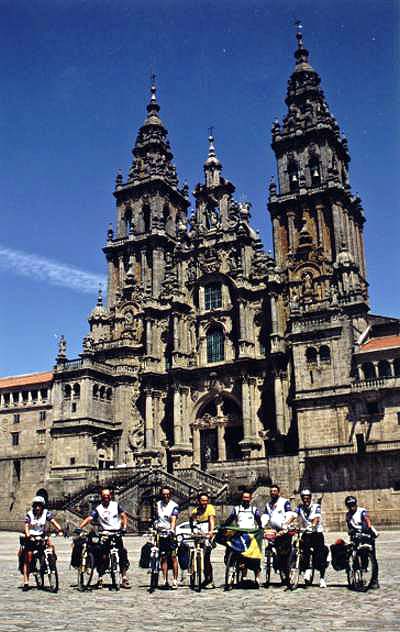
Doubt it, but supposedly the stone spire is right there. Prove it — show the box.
[204,129,222,188]
[127,78,179,188]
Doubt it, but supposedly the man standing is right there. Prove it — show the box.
[155,486,179,589]
[224,490,262,586]
[295,489,328,588]
[345,495,379,588]
[80,488,130,588]
[262,484,293,585]
[190,492,216,588]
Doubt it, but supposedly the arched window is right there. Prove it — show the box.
[309,158,321,186]
[319,345,331,364]
[205,284,222,311]
[378,360,391,378]
[362,363,375,380]
[93,384,99,398]
[306,347,317,365]
[394,358,400,377]
[125,209,132,236]
[207,329,224,363]
[99,386,105,399]
[106,388,112,401]
[288,158,299,192]
[64,385,72,399]
[73,383,80,399]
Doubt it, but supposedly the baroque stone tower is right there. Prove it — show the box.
[268,28,370,458]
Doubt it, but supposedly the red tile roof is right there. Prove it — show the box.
[360,335,400,352]
[0,371,53,390]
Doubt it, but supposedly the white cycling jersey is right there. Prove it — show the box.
[156,499,179,530]
[346,507,368,533]
[25,508,54,536]
[263,497,292,530]
[233,505,260,530]
[91,500,124,531]
[296,502,323,533]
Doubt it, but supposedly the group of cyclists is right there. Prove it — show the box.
[18,483,379,592]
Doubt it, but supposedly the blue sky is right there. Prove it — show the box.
[1,0,399,376]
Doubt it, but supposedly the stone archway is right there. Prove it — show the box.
[191,394,243,468]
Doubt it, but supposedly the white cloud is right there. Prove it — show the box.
[0,245,106,294]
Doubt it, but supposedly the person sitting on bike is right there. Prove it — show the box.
[190,491,216,589]
[223,490,262,586]
[155,486,179,589]
[345,495,379,589]
[262,484,292,585]
[21,495,63,592]
[79,488,130,589]
[295,489,328,588]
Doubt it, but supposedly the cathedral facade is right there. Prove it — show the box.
[1,32,399,529]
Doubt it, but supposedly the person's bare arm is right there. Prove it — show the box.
[80,515,93,529]
[120,511,128,530]
[170,514,177,532]
[208,513,216,538]
[24,521,30,538]
[50,517,63,534]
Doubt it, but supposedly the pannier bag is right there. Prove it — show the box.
[330,539,348,571]
[177,543,190,570]
[139,542,152,568]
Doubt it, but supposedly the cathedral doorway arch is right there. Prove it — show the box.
[192,394,243,468]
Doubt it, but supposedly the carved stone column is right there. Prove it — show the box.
[239,375,262,457]
[144,389,154,449]
[217,421,226,462]
[192,424,201,466]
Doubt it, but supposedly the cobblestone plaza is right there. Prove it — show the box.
[0,530,399,632]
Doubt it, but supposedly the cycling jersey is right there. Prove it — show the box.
[226,504,262,529]
[296,503,323,533]
[191,504,216,534]
[91,500,124,531]
[264,497,291,530]
[156,499,179,530]
[346,507,369,533]
[25,508,54,536]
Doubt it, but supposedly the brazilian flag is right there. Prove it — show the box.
[216,526,264,561]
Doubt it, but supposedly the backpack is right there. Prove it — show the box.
[138,542,152,569]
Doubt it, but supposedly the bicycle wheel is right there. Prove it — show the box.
[196,550,202,593]
[78,550,95,591]
[288,548,300,590]
[264,549,272,588]
[149,555,159,593]
[33,554,44,590]
[224,550,237,591]
[110,552,120,591]
[353,549,376,592]
[48,563,59,593]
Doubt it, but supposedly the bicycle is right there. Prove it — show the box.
[182,532,209,592]
[346,531,377,592]
[98,530,124,591]
[224,548,245,591]
[263,530,287,588]
[287,529,314,590]
[28,535,59,593]
[147,527,172,593]
[76,532,97,591]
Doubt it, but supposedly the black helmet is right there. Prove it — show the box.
[345,495,357,507]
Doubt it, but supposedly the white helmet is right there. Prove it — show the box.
[300,489,312,498]
[32,495,46,506]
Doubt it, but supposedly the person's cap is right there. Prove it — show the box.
[345,495,357,506]
[300,489,312,497]
[32,495,46,505]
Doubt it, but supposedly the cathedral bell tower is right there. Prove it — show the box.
[267,28,370,454]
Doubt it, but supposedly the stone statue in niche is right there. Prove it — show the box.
[302,272,313,297]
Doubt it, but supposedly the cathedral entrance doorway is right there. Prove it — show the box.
[192,394,243,467]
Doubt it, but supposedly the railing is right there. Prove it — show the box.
[365,440,400,453]
[352,376,400,391]
[301,444,355,457]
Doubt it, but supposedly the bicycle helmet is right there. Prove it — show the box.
[345,495,357,507]
[300,489,312,497]
[32,495,46,506]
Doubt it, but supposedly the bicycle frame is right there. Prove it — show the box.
[183,532,209,592]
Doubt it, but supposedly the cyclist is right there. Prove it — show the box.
[79,488,130,588]
[224,490,262,586]
[262,484,293,585]
[345,495,379,588]
[190,491,216,588]
[155,486,179,589]
[21,495,63,592]
[295,489,328,588]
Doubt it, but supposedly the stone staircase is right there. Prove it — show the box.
[49,466,228,533]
